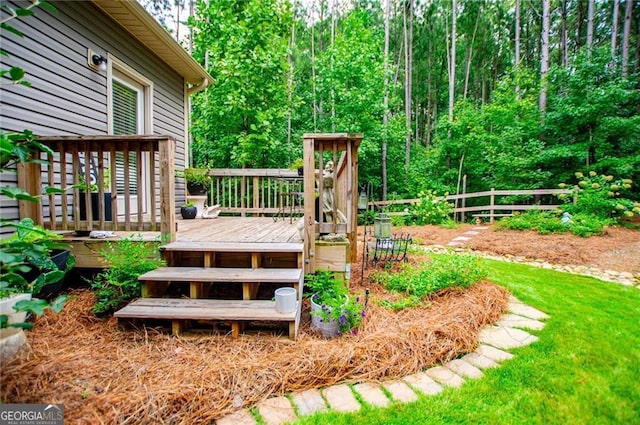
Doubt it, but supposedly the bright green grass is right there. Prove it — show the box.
[292,260,640,425]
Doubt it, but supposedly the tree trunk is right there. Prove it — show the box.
[330,0,336,132]
[576,0,585,51]
[515,0,521,68]
[539,0,550,115]
[449,0,457,122]
[404,0,413,171]
[286,22,295,156]
[621,0,634,77]
[463,6,480,100]
[382,0,390,201]
[586,0,595,52]
[611,0,620,60]
[561,0,568,67]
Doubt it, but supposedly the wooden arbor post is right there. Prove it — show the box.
[302,133,362,274]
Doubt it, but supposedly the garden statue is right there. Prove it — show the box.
[319,161,346,224]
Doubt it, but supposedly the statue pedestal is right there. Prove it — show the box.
[186,195,207,218]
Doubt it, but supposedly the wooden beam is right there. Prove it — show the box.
[17,162,43,224]
[303,136,316,273]
[159,138,176,242]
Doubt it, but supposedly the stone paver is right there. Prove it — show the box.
[445,359,483,379]
[475,344,514,362]
[479,325,538,350]
[256,397,296,425]
[291,389,327,416]
[461,352,499,369]
[424,366,465,388]
[354,382,390,407]
[323,384,361,413]
[498,313,546,331]
[216,409,256,425]
[403,372,443,396]
[382,380,419,403]
[462,231,480,236]
[507,302,550,321]
[452,236,471,242]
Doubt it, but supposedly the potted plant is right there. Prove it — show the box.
[184,168,210,196]
[180,201,198,219]
[78,168,112,221]
[305,270,364,338]
[289,158,304,176]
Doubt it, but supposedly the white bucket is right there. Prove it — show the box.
[274,287,297,314]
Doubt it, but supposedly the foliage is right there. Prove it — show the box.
[305,270,363,334]
[374,254,487,306]
[90,235,165,314]
[183,167,211,186]
[496,210,611,238]
[190,0,294,168]
[543,49,640,198]
[558,171,639,222]
[407,191,454,225]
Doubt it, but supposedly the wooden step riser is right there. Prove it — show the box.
[141,281,301,301]
[115,298,300,339]
[164,251,303,269]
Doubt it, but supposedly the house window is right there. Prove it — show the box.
[107,57,153,216]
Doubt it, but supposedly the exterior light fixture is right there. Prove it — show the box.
[358,191,368,210]
[373,213,392,239]
[87,48,107,72]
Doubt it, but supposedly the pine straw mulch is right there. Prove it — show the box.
[1,265,509,424]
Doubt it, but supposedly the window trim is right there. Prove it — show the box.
[106,54,154,134]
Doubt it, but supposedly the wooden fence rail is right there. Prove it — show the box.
[369,188,575,223]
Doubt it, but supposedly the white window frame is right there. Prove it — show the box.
[106,55,154,216]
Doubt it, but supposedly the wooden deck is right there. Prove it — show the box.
[62,217,301,268]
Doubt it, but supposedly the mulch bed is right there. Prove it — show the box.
[1,263,509,424]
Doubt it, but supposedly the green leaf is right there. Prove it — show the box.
[50,295,68,313]
[15,8,34,17]
[0,23,24,38]
[38,2,58,14]
[14,298,48,316]
[0,315,7,328]
[44,187,68,194]
[18,81,31,88]
[0,186,39,202]
[8,66,25,81]
[10,322,33,330]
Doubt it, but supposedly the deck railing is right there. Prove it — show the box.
[18,135,176,241]
[207,169,303,217]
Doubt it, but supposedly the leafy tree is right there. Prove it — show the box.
[189,0,294,168]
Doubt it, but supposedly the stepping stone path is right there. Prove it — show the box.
[214,295,549,424]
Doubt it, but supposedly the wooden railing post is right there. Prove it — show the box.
[159,138,176,242]
[17,162,43,224]
[490,188,495,224]
[303,136,316,273]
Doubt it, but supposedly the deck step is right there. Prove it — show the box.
[115,298,300,339]
[138,267,302,283]
[161,241,304,253]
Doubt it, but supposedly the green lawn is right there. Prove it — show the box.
[292,260,640,425]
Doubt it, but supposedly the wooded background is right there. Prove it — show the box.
[141,0,639,201]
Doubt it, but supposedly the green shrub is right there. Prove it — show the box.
[496,209,610,237]
[90,235,165,314]
[407,191,454,225]
[374,254,487,307]
[558,171,639,222]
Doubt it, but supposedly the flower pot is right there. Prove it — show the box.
[187,182,208,196]
[181,205,197,219]
[79,192,113,221]
[274,287,297,313]
[33,249,71,300]
[0,293,32,326]
[310,296,339,338]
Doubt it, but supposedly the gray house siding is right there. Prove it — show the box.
[0,0,188,230]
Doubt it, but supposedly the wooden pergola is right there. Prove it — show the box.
[302,133,362,274]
